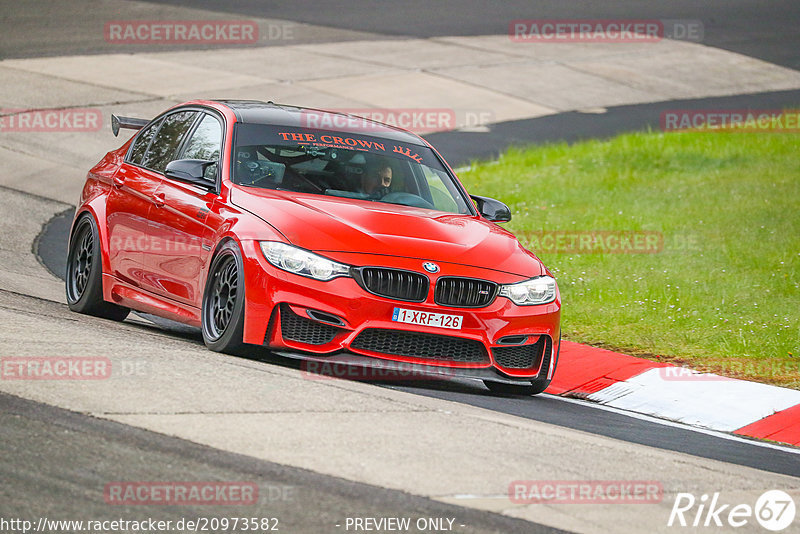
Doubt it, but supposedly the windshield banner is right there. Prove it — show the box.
[235,124,441,167]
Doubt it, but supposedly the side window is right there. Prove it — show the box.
[423,166,461,213]
[142,111,198,173]
[128,118,162,165]
[182,114,223,181]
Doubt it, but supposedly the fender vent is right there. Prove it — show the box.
[280,304,341,345]
[492,337,547,369]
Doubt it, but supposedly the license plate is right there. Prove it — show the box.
[392,308,463,330]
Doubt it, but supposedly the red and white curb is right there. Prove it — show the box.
[547,341,800,446]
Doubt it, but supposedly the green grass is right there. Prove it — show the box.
[458,129,800,388]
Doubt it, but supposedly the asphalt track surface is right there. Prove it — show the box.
[24,0,800,487]
[1,392,561,534]
[5,2,800,531]
[55,0,800,70]
[35,214,800,479]
[5,0,799,70]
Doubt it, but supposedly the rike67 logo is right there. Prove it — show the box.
[668,490,796,531]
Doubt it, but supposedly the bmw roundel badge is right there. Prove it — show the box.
[422,262,439,273]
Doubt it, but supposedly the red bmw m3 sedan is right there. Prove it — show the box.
[66,100,560,395]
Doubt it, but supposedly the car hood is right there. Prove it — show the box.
[231,187,544,277]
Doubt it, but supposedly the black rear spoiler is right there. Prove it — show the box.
[111,114,149,136]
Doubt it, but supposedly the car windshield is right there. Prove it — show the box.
[232,124,473,214]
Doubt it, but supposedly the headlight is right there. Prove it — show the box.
[499,275,557,305]
[259,242,351,281]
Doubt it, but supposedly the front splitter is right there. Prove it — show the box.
[271,350,536,385]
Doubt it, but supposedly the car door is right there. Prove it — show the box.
[121,109,201,294]
[145,111,223,307]
[105,117,163,286]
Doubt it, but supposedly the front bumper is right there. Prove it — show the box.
[240,241,561,381]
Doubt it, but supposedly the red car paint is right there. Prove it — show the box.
[72,100,560,385]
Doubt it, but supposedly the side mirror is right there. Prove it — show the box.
[165,159,216,190]
[471,195,512,223]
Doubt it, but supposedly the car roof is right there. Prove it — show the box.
[211,99,427,146]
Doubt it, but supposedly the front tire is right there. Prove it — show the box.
[65,213,130,321]
[201,241,246,354]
